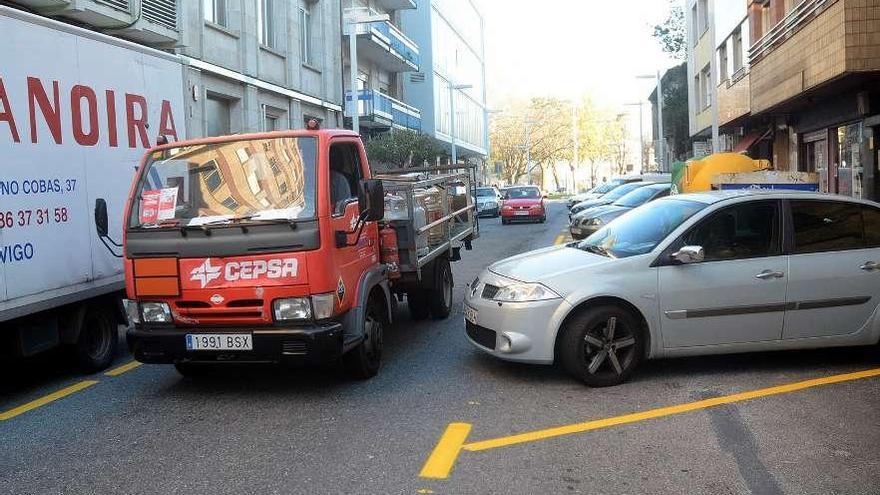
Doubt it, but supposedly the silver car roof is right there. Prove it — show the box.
[668,189,879,206]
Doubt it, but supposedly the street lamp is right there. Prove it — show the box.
[637,72,665,171]
[449,82,472,165]
[344,7,390,135]
[624,102,645,172]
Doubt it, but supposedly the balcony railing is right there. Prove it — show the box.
[749,0,832,64]
[348,19,420,72]
[345,90,421,132]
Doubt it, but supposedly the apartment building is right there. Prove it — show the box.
[342,0,422,136]
[9,0,345,138]
[686,0,718,156]
[402,0,488,162]
[747,0,880,200]
[714,1,756,155]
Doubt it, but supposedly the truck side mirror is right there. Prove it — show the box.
[358,179,385,222]
[95,198,109,237]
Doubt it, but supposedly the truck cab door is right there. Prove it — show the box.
[328,139,378,312]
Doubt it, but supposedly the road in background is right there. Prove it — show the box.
[2,201,879,494]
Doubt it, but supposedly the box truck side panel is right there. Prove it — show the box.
[0,9,186,316]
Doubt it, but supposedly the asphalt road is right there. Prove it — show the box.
[2,201,880,495]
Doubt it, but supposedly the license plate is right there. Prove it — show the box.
[464,305,478,324]
[186,334,253,351]
[514,211,529,216]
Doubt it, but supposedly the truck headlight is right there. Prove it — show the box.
[311,293,335,320]
[493,283,560,302]
[273,297,311,321]
[141,302,172,323]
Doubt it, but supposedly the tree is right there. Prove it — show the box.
[649,63,689,161]
[653,0,686,61]
[365,129,445,169]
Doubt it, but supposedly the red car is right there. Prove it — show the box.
[501,186,546,224]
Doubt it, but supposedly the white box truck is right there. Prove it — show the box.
[0,6,186,370]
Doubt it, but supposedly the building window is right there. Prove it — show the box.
[202,162,223,192]
[221,196,240,211]
[205,94,231,137]
[691,4,698,46]
[700,65,711,110]
[718,44,728,83]
[761,2,773,34]
[300,3,313,65]
[264,114,278,131]
[698,0,709,35]
[732,28,744,72]
[204,0,226,26]
[258,0,275,48]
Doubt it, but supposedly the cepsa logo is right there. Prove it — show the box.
[181,257,301,289]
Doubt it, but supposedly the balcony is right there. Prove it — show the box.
[749,0,880,114]
[375,0,416,10]
[347,20,419,73]
[14,0,179,45]
[345,90,422,132]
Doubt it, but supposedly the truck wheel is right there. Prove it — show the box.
[74,304,119,373]
[408,291,431,320]
[428,258,453,319]
[344,299,384,380]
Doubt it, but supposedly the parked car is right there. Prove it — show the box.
[566,177,642,209]
[464,190,880,387]
[501,186,546,224]
[570,183,671,240]
[569,181,651,219]
[476,187,502,217]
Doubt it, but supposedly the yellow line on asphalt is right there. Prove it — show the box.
[419,422,472,479]
[0,380,99,421]
[104,360,143,377]
[553,235,566,245]
[462,367,880,452]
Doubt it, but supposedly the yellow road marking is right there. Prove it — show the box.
[419,368,880,479]
[553,235,566,245]
[104,360,143,377]
[0,380,99,421]
[419,422,472,479]
[462,367,880,452]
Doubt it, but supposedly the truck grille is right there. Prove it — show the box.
[466,322,496,350]
[173,299,266,325]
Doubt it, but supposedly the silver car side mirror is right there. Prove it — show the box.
[672,245,705,264]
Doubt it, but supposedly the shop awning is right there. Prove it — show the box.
[733,129,771,153]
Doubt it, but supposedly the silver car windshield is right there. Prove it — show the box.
[576,199,706,258]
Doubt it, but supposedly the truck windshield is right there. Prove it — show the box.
[131,136,317,228]
[575,199,706,258]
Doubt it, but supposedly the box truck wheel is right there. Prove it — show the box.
[428,257,453,319]
[344,297,384,379]
[74,304,118,372]
[408,291,431,321]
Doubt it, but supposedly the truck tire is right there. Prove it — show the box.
[408,291,431,320]
[428,257,453,319]
[344,298,384,380]
[74,304,118,373]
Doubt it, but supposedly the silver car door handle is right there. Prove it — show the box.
[860,261,879,271]
[755,270,785,280]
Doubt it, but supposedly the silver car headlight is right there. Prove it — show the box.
[141,302,172,323]
[493,283,560,302]
[273,297,312,321]
[587,217,604,227]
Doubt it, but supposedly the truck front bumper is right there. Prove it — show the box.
[127,323,344,365]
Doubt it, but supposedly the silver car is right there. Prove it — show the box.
[475,186,502,218]
[465,190,880,386]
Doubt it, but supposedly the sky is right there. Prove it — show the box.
[479,0,680,109]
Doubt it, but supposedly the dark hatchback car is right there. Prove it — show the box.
[570,183,671,239]
[568,181,651,219]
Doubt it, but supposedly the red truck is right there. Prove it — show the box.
[94,126,478,379]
